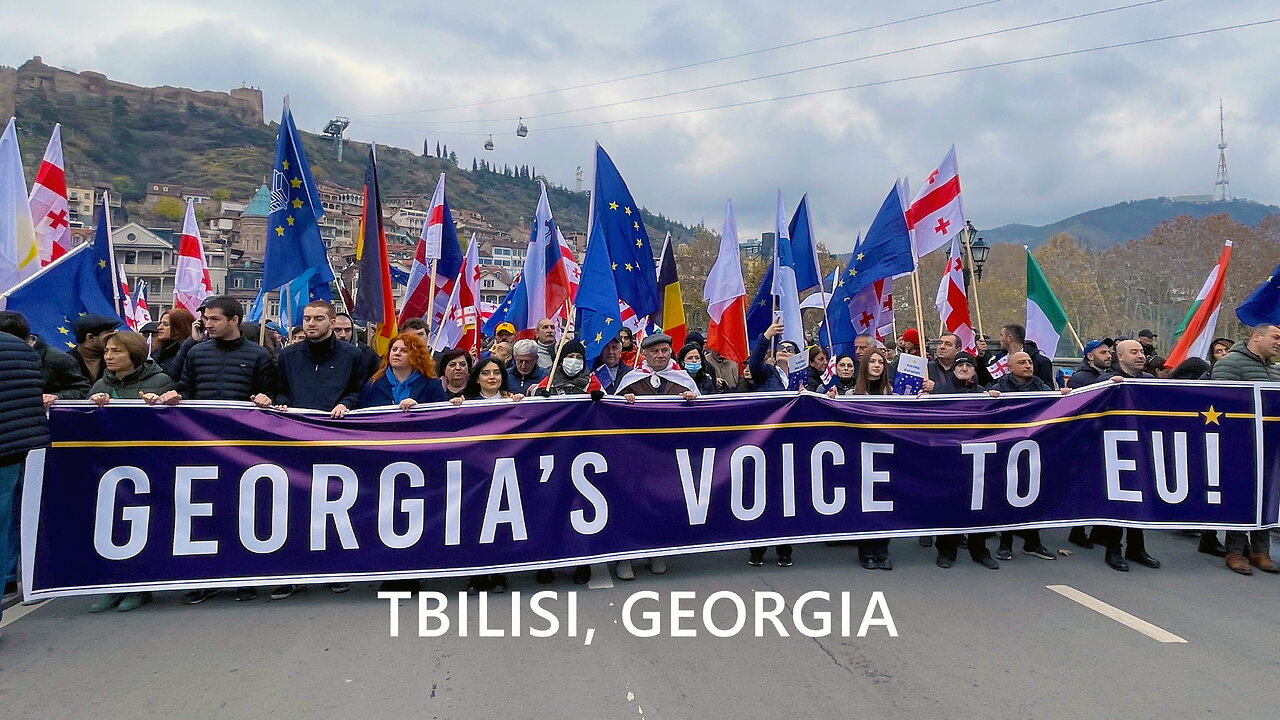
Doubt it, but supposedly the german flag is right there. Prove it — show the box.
[351,145,398,355]
[653,232,686,349]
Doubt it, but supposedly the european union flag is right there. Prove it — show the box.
[843,182,914,299]
[589,144,659,319]
[745,262,775,344]
[574,229,623,362]
[1236,261,1280,326]
[262,104,333,292]
[2,204,118,347]
[483,273,521,337]
[819,265,857,355]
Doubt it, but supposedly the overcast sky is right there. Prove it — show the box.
[6,0,1279,251]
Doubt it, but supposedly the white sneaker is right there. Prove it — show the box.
[648,557,667,575]
[615,560,635,581]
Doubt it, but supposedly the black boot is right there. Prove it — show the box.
[1198,532,1227,557]
[1104,548,1129,572]
[1068,527,1094,549]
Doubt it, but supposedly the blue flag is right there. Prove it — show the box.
[483,275,521,337]
[2,204,119,347]
[589,145,659,319]
[786,194,823,293]
[745,262,775,345]
[262,104,333,292]
[1236,261,1280,326]
[574,226,624,363]
[844,182,914,299]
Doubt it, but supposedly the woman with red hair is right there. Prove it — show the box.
[358,334,446,409]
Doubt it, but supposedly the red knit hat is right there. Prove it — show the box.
[901,328,920,345]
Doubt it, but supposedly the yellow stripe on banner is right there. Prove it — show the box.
[51,408,1235,450]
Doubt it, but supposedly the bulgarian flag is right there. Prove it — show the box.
[1164,239,1233,369]
[1025,247,1072,356]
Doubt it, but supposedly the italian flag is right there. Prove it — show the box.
[1026,247,1071,356]
[1164,239,1232,369]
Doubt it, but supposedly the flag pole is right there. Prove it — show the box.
[909,269,926,353]
[426,258,438,333]
[428,265,463,351]
[1064,320,1085,352]
[960,233,985,339]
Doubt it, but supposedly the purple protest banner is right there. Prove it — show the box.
[20,380,1278,600]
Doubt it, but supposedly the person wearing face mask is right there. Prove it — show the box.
[676,344,719,395]
[822,354,858,396]
[532,340,604,397]
[748,320,800,391]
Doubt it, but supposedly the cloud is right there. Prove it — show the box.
[6,0,1280,251]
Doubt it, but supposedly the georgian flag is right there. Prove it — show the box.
[400,173,462,329]
[133,279,152,328]
[431,233,482,353]
[28,124,72,265]
[118,263,137,330]
[905,145,965,263]
[934,233,976,353]
[173,199,213,313]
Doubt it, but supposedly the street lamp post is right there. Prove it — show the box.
[959,221,989,339]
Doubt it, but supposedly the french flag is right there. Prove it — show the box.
[400,173,462,328]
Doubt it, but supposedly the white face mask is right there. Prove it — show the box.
[561,357,585,376]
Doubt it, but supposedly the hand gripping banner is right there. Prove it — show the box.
[21,380,1280,600]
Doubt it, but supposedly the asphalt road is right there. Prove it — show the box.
[3,528,1278,719]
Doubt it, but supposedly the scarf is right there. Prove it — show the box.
[385,369,422,404]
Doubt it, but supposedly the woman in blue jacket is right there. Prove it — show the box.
[358,334,446,409]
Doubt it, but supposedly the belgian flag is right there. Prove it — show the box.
[653,232,686,349]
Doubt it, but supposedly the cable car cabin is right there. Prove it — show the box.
[484,135,495,151]
[516,119,528,138]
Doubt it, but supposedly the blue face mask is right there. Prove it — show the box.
[685,361,702,373]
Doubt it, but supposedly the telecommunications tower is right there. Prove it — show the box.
[1214,100,1231,201]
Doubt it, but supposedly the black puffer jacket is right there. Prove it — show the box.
[176,336,276,401]
[275,334,366,410]
[151,339,184,379]
[0,332,51,465]
[1066,360,1113,389]
[31,335,90,399]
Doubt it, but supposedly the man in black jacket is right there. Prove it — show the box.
[990,352,1062,562]
[1065,338,1114,389]
[263,300,365,601]
[926,332,964,394]
[265,301,364,418]
[151,296,276,407]
[0,330,50,623]
[1090,339,1161,571]
[996,323,1056,388]
[146,296,275,605]
[0,311,90,407]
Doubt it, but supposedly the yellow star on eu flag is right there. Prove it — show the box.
[850,268,857,275]
[595,332,603,342]
[611,262,618,271]
[286,216,295,226]
[856,252,865,261]
[635,238,642,247]
[633,221,639,230]
[624,206,632,215]
[281,160,290,170]
[624,263,634,271]
[609,201,619,210]
[276,226,285,236]
[57,326,69,335]
[292,198,304,209]
[290,177,302,188]
[604,317,613,324]
[97,260,106,268]
[65,341,75,348]
[1201,406,1222,425]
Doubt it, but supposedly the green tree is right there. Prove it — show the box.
[151,197,184,222]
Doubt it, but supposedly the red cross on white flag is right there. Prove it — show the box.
[934,233,976,354]
[905,145,965,263]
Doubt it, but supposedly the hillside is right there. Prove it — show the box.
[8,70,694,242]
[983,197,1280,249]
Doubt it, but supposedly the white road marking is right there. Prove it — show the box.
[587,563,614,590]
[0,599,51,629]
[1046,585,1186,643]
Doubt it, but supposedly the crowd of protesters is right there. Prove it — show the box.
[0,294,1277,623]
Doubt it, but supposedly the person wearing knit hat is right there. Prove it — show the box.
[532,339,603,398]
